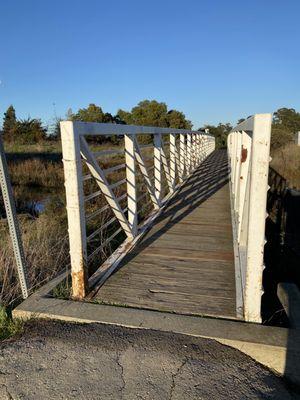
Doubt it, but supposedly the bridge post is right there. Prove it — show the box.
[192,133,197,169]
[244,114,272,322]
[61,121,88,299]
[125,134,137,237]
[186,134,192,174]
[196,133,201,165]
[179,134,185,182]
[154,133,162,202]
[170,133,176,190]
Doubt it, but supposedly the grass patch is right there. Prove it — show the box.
[0,203,70,307]
[4,140,62,154]
[8,158,64,188]
[52,277,72,300]
[0,306,24,341]
[271,143,300,189]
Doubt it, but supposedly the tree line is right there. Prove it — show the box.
[1,100,192,145]
[198,108,300,150]
[2,102,300,150]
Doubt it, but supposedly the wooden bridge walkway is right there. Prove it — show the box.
[93,150,237,320]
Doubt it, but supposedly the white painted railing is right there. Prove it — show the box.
[227,114,272,323]
[61,121,215,299]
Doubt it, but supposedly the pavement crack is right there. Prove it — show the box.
[1,384,14,400]
[169,359,188,400]
[111,336,126,399]
[116,352,126,398]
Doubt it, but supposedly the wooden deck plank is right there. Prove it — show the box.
[93,150,237,319]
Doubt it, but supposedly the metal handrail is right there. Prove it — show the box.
[61,121,215,299]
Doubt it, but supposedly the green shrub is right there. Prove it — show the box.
[0,306,24,340]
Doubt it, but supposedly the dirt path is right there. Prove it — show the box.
[0,320,298,399]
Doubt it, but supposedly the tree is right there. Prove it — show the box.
[116,109,133,125]
[2,105,17,141]
[273,108,300,133]
[271,108,300,150]
[71,103,105,123]
[201,123,232,149]
[117,100,192,143]
[270,124,293,150]
[14,118,46,144]
[167,110,192,129]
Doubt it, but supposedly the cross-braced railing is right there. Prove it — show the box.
[61,121,215,299]
[227,114,272,323]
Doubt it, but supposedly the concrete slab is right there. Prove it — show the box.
[13,273,300,388]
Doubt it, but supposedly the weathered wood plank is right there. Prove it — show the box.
[96,287,236,318]
[93,150,236,319]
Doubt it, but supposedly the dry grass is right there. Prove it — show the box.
[0,210,69,307]
[271,143,300,189]
[8,159,64,188]
[4,140,62,154]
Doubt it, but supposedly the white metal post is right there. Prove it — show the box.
[134,137,159,210]
[234,132,242,212]
[179,134,185,182]
[192,133,196,169]
[154,133,162,203]
[186,134,192,174]
[196,133,201,165]
[237,132,251,241]
[61,121,88,299]
[125,134,137,236]
[244,114,272,323]
[0,135,29,299]
[170,133,176,190]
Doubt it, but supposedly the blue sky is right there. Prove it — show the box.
[0,0,299,129]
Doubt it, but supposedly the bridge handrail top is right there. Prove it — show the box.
[230,113,272,134]
[60,120,214,137]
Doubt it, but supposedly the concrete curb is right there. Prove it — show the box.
[13,273,300,387]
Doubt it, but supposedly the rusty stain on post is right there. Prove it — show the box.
[72,269,88,300]
[241,146,247,163]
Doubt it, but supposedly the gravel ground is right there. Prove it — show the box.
[0,320,298,400]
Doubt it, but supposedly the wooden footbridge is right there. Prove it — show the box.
[61,114,272,324]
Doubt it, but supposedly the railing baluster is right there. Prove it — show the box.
[186,134,192,174]
[170,133,176,190]
[125,134,137,237]
[179,133,185,182]
[154,133,162,203]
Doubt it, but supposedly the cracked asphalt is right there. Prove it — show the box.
[0,320,298,400]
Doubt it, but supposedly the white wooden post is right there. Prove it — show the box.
[237,132,251,241]
[170,133,176,190]
[179,133,185,182]
[61,121,88,299]
[197,133,200,165]
[161,145,173,192]
[244,114,272,322]
[154,133,162,203]
[234,132,242,212]
[231,132,237,200]
[199,135,203,163]
[192,133,196,169]
[125,134,137,236]
[186,134,192,174]
[134,137,159,210]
